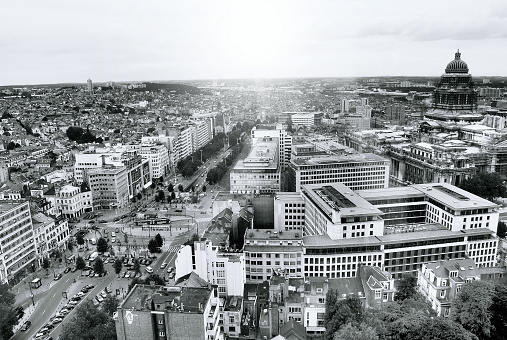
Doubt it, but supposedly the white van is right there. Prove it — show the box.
[145,266,153,274]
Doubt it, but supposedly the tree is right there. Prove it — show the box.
[405,317,478,340]
[452,280,494,339]
[0,284,17,339]
[491,284,507,340]
[76,233,85,248]
[43,257,51,274]
[136,192,142,201]
[60,300,116,340]
[202,184,207,192]
[325,294,364,340]
[144,274,165,286]
[97,237,108,253]
[157,190,165,201]
[458,173,507,201]
[178,184,184,192]
[334,323,378,340]
[171,191,176,201]
[93,258,105,275]
[148,238,158,253]
[67,241,74,252]
[155,233,163,248]
[394,274,418,301]
[102,295,119,316]
[113,259,123,276]
[76,256,86,270]
[133,258,141,275]
[497,221,507,239]
[168,183,174,192]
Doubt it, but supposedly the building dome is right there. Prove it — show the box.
[445,50,469,74]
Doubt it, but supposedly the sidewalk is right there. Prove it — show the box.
[13,267,62,307]
[12,301,40,333]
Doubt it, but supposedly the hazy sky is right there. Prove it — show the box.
[2,0,507,85]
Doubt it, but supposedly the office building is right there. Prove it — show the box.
[291,113,316,128]
[87,79,93,93]
[0,201,35,284]
[288,153,390,192]
[341,99,349,113]
[87,165,129,210]
[140,144,169,180]
[243,229,304,283]
[230,137,281,194]
[251,124,292,170]
[273,192,306,232]
[114,284,223,340]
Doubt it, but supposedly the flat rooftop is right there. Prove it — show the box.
[357,186,425,202]
[302,183,383,217]
[292,152,388,166]
[121,284,212,314]
[233,138,279,171]
[412,183,498,210]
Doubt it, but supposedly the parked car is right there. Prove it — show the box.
[54,273,63,281]
[167,267,174,273]
[145,266,154,274]
[99,220,107,223]
[20,321,31,331]
[64,267,71,274]
[169,272,175,279]
[95,295,104,303]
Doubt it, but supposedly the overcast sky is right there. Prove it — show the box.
[2,0,507,85]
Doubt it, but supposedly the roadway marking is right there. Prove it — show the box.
[66,278,69,282]
[42,310,45,314]
[53,293,56,297]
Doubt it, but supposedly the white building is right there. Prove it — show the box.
[273,192,306,232]
[288,153,390,192]
[55,184,93,218]
[88,166,129,210]
[31,213,70,265]
[140,144,169,180]
[0,201,35,284]
[251,124,292,170]
[302,183,385,240]
[230,137,281,194]
[175,239,245,297]
[291,113,315,127]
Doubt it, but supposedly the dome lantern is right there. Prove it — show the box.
[445,49,469,74]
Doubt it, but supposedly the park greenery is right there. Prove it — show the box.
[458,172,507,201]
[176,122,252,178]
[60,300,116,340]
[65,126,103,144]
[0,283,18,340]
[324,276,507,340]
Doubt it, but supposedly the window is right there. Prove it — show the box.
[375,290,381,299]
[440,290,445,298]
[229,316,235,323]
[456,284,462,293]
[229,326,236,332]
[159,331,165,336]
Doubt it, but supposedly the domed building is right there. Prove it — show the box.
[424,50,481,122]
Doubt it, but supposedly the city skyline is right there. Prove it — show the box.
[2,0,507,86]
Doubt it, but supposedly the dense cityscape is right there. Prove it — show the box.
[0,48,506,340]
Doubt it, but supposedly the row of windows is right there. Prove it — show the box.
[305,254,380,264]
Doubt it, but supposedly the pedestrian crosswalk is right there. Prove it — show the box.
[167,246,182,253]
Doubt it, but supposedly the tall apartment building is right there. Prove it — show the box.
[251,124,292,170]
[114,284,223,340]
[74,152,123,184]
[341,99,349,113]
[140,144,169,180]
[0,201,35,284]
[54,184,93,218]
[87,166,129,210]
[417,258,480,317]
[121,152,152,198]
[230,137,281,194]
[288,153,390,192]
